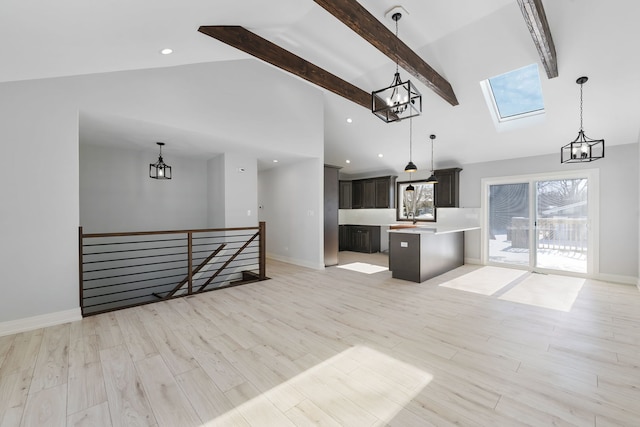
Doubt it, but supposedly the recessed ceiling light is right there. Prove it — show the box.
[346,118,353,123]
[378,153,384,158]
[346,160,351,164]
[160,48,173,55]
[273,159,279,163]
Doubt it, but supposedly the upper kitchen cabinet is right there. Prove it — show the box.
[340,176,396,209]
[339,180,352,209]
[351,180,364,209]
[434,168,462,208]
[374,177,394,208]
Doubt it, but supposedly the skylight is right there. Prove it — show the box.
[486,63,544,121]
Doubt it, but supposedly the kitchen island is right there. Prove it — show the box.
[388,226,479,283]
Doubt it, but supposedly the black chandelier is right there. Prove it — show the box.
[561,76,604,163]
[371,12,422,123]
[149,142,172,179]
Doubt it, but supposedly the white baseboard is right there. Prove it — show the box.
[0,308,82,337]
[595,273,638,286]
[462,260,638,287]
[266,253,325,270]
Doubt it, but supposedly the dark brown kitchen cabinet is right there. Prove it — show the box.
[339,181,352,209]
[339,225,381,253]
[351,180,364,208]
[343,176,396,209]
[363,180,376,208]
[375,178,391,208]
[339,225,350,251]
[434,168,462,208]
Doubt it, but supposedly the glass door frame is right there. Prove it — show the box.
[481,169,599,277]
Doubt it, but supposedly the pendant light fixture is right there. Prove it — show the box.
[561,76,604,163]
[426,134,438,183]
[371,12,422,123]
[149,142,172,179]
[404,116,417,173]
[405,116,416,193]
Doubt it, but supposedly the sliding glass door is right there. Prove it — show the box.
[483,170,598,275]
[487,183,530,267]
[535,178,588,272]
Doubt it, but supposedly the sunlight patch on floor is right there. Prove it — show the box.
[205,345,433,426]
[499,273,585,312]
[337,262,388,274]
[439,266,527,295]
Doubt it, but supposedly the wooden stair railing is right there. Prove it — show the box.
[195,229,260,293]
[154,243,227,299]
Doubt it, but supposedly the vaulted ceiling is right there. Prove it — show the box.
[2,0,638,174]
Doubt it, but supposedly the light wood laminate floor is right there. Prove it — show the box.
[1,254,639,426]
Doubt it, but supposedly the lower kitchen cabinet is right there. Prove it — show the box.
[339,225,381,253]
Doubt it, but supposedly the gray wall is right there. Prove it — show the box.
[207,155,226,228]
[459,143,639,280]
[80,144,209,233]
[0,60,324,324]
[258,158,324,269]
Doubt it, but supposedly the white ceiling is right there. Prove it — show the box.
[2,0,639,174]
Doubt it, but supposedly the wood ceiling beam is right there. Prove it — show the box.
[198,25,389,112]
[312,0,458,106]
[517,0,558,78]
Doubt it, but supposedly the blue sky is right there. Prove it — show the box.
[489,63,544,119]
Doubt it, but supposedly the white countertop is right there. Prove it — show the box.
[387,225,480,235]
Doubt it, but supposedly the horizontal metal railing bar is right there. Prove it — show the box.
[192,234,254,241]
[82,237,187,247]
[84,283,184,300]
[83,273,186,290]
[83,225,259,239]
[82,251,188,264]
[192,248,259,258]
[83,245,187,256]
[82,272,263,316]
[190,242,254,249]
[83,265,189,282]
[82,240,258,256]
[83,248,257,268]
[84,272,245,300]
[83,259,188,274]
[189,258,258,268]
[192,245,258,253]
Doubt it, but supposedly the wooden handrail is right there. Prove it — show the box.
[195,230,260,293]
[161,243,227,299]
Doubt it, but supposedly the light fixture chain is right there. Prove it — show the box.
[431,135,435,172]
[409,116,413,160]
[579,81,584,132]
[395,15,399,74]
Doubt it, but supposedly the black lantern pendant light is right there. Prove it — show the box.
[149,142,172,179]
[426,134,438,183]
[371,12,422,123]
[561,76,604,163]
[405,117,416,193]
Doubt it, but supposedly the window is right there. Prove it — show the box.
[481,64,545,128]
[396,181,435,222]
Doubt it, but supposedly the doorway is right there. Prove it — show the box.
[482,170,599,276]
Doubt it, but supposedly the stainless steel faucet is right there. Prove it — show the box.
[408,211,417,224]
